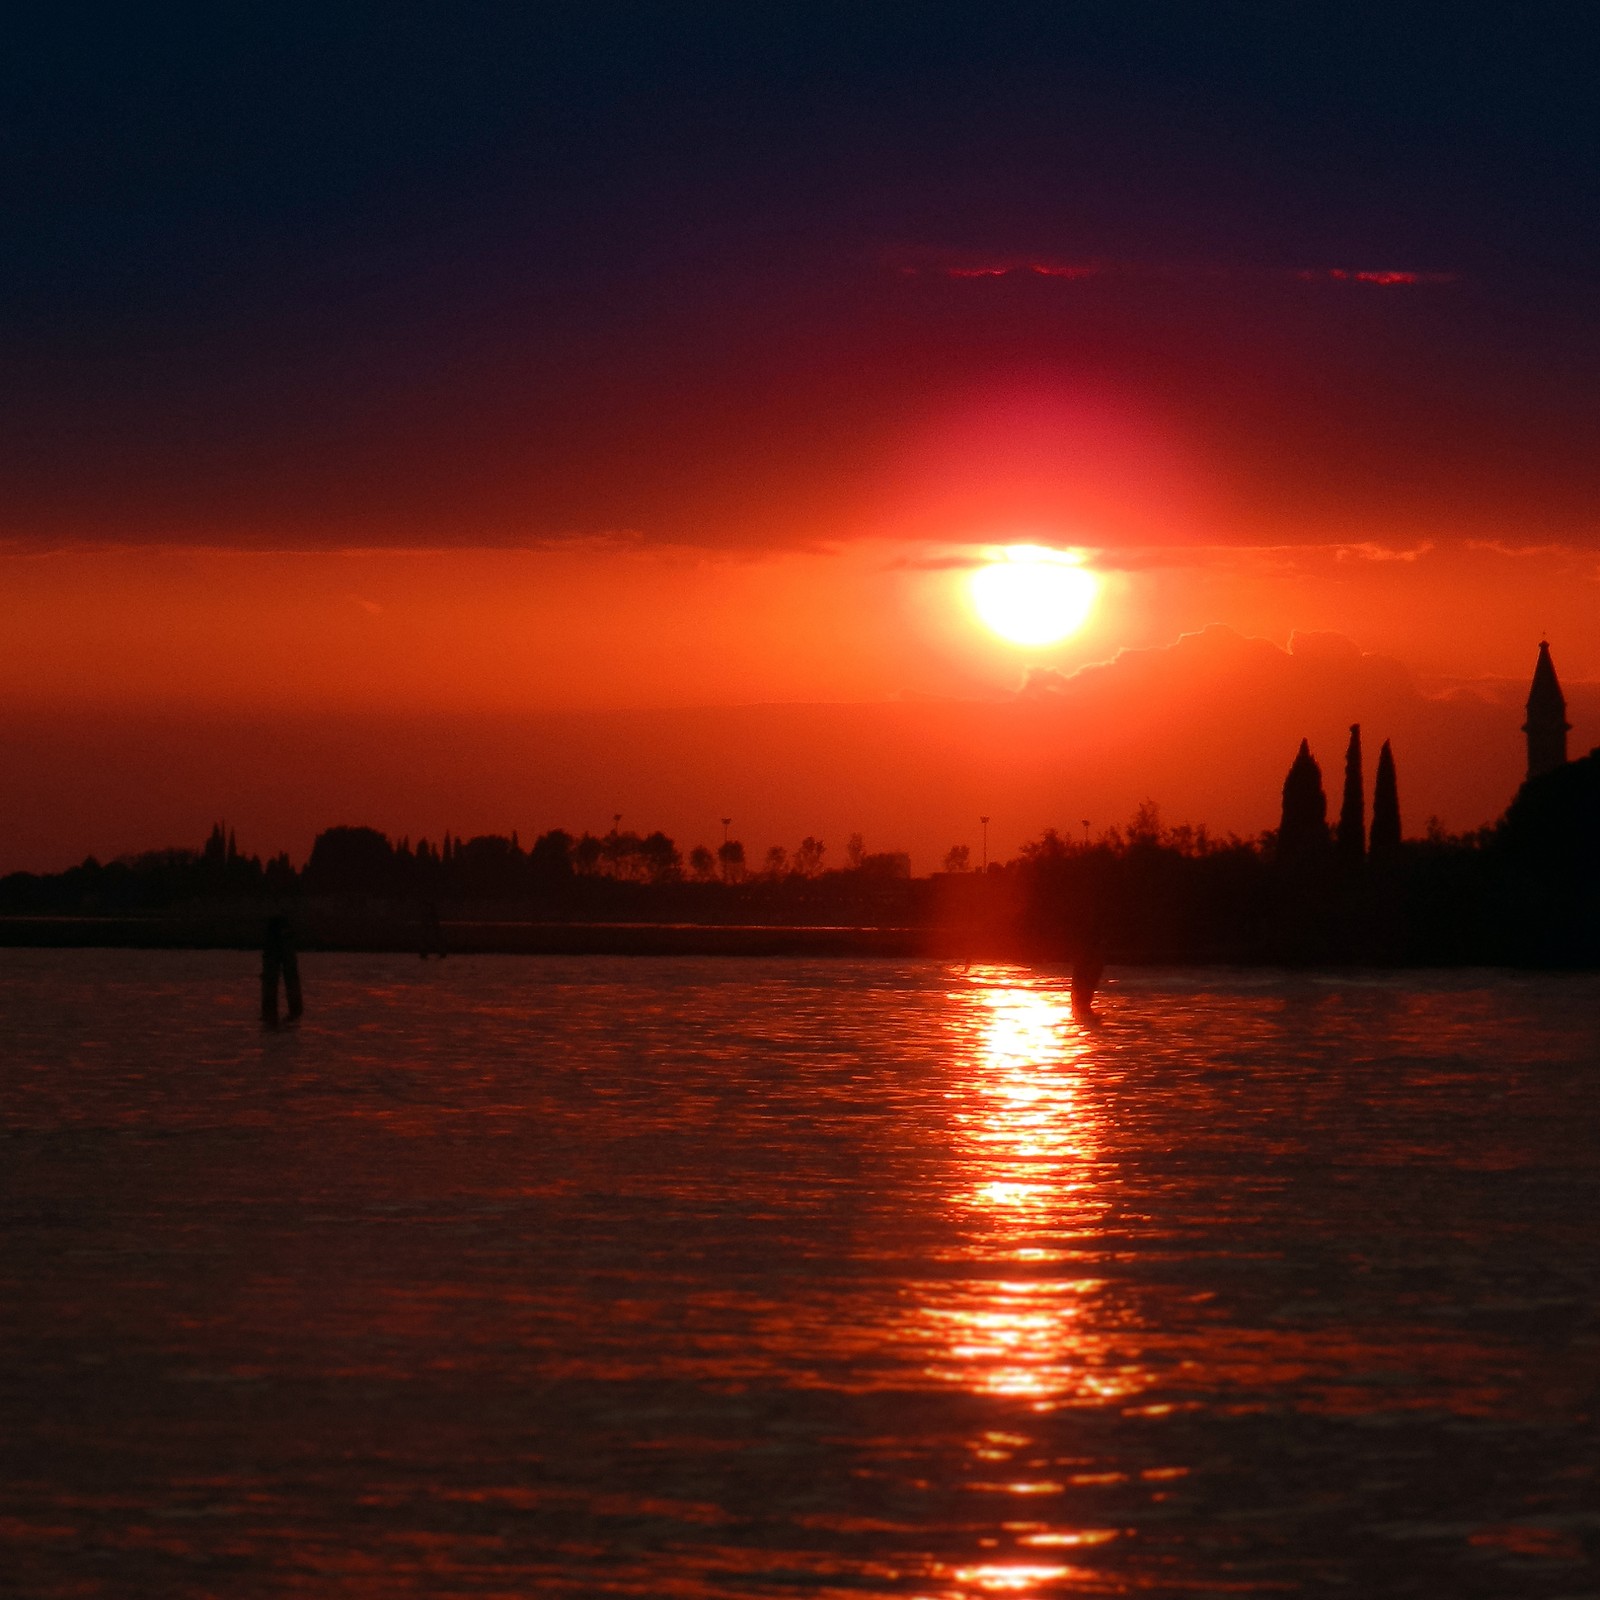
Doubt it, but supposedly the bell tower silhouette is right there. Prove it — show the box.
[1523,640,1570,782]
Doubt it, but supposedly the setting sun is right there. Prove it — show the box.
[971,546,1098,646]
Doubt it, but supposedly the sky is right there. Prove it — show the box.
[3,6,1599,870]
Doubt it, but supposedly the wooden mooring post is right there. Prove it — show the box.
[261,916,304,1025]
[418,900,447,959]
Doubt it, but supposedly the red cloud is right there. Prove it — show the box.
[1296,267,1458,286]
[937,259,1106,280]
[899,255,1457,288]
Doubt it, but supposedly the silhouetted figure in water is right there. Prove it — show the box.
[261,916,303,1026]
[1071,949,1104,1022]
[1071,911,1107,1022]
[418,901,446,959]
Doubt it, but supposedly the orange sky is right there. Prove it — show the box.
[5,537,1597,714]
[2,535,1593,873]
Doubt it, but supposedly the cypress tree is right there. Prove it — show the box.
[1336,723,1365,865]
[1370,739,1401,863]
[1279,738,1329,864]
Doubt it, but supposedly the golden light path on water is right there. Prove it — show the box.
[921,968,1140,1596]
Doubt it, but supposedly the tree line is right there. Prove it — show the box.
[2,726,1595,963]
[0,821,916,919]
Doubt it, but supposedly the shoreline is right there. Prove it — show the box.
[0,916,1573,969]
[0,916,933,958]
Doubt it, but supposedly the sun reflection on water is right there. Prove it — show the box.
[949,1562,1081,1592]
[919,967,1140,1595]
[916,968,1139,1409]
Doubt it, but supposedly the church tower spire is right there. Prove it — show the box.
[1523,640,1570,782]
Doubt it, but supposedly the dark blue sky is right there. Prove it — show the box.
[4,5,1597,547]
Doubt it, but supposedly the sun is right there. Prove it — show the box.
[971,546,1097,646]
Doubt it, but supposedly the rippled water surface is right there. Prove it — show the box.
[3,952,1598,1597]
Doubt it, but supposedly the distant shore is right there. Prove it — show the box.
[0,915,934,959]
[5,917,1590,968]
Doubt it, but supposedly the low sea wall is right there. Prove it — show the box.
[0,916,938,958]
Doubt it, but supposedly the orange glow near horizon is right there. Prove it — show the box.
[2,536,1597,872]
[971,547,1098,646]
[2,536,1593,715]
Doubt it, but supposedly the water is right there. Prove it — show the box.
[2,952,1597,1597]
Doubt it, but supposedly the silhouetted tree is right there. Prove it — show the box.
[638,831,682,884]
[304,826,395,895]
[529,829,574,883]
[456,834,521,896]
[1166,822,1211,856]
[1370,739,1402,864]
[600,828,641,879]
[1019,829,1069,866]
[943,843,971,873]
[1128,800,1163,847]
[846,832,866,870]
[688,844,716,881]
[717,838,746,883]
[1337,724,1365,866]
[859,850,911,880]
[1278,739,1329,865]
[793,837,826,877]
[763,845,788,878]
[1496,747,1600,959]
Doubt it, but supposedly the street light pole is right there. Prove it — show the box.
[979,816,989,873]
[720,817,732,844]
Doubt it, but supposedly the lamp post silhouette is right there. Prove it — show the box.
[979,816,989,873]
[720,817,732,844]
[1082,819,1091,848]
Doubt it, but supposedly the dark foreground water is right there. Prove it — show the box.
[2,953,1597,1598]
